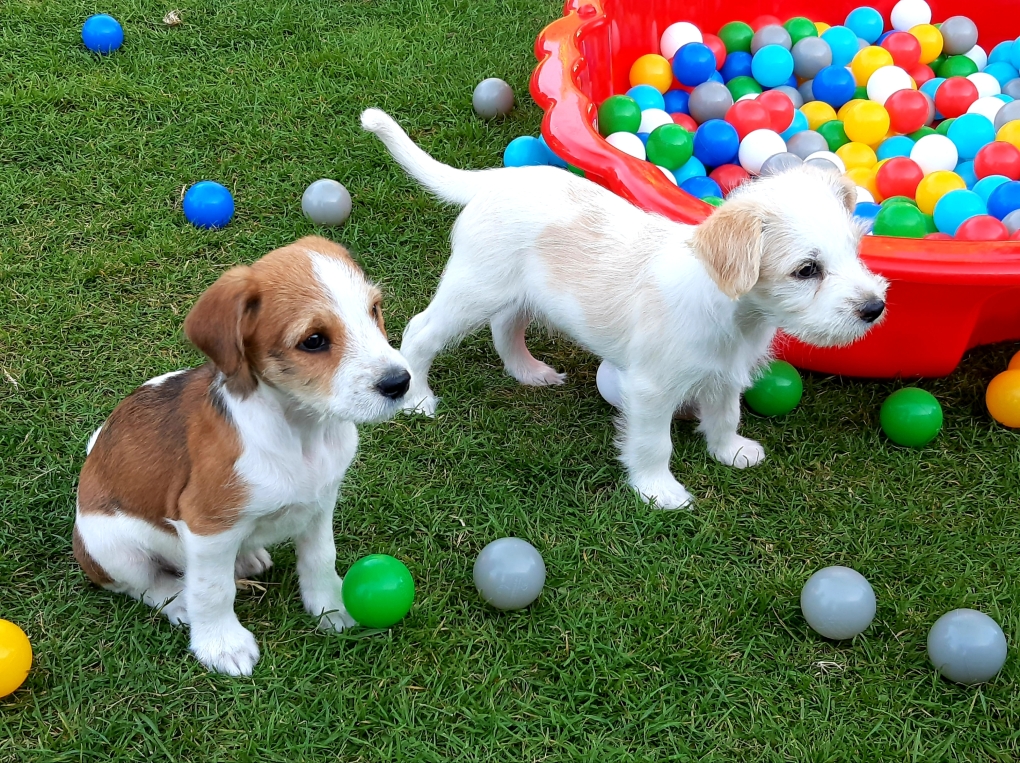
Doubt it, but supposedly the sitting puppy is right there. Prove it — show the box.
[74,236,412,675]
[362,109,887,510]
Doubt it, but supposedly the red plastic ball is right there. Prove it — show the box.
[670,76,695,94]
[880,31,922,69]
[756,90,796,132]
[702,32,727,70]
[934,77,979,119]
[885,89,930,134]
[876,157,925,200]
[725,99,771,140]
[710,163,751,195]
[751,14,782,31]
[955,215,1010,241]
[924,232,954,240]
[974,141,1020,180]
[1013,229,1020,240]
[671,112,698,131]
[907,64,935,86]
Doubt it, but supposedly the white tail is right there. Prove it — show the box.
[360,108,492,206]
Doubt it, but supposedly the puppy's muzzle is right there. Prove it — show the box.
[376,368,411,400]
[857,298,886,324]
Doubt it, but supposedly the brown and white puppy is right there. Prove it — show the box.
[74,236,411,675]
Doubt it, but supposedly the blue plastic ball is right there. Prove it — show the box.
[920,77,945,101]
[947,114,996,162]
[822,25,860,67]
[637,132,651,146]
[876,135,915,160]
[845,7,884,44]
[812,65,857,108]
[707,70,725,84]
[854,201,881,223]
[183,181,235,230]
[995,94,1015,103]
[538,135,568,168]
[1010,38,1020,71]
[984,62,1020,88]
[987,180,1020,219]
[663,89,690,114]
[672,156,707,184]
[876,31,894,45]
[990,41,1014,65]
[933,189,986,235]
[973,175,1011,203]
[503,136,546,167]
[780,109,809,141]
[627,85,666,112]
[752,45,795,88]
[956,161,978,189]
[680,175,723,199]
[82,14,124,54]
[693,119,740,167]
[673,42,718,87]
[780,74,799,89]
[720,51,753,82]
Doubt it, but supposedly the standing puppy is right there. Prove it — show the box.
[362,109,887,510]
[74,236,412,675]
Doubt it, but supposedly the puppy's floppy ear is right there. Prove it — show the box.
[184,266,261,394]
[832,173,858,213]
[690,199,766,300]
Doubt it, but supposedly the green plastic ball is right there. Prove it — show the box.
[567,164,585,177]
[702,195,724,206]
[872,202,927,238]
[881,195,918,208]
[341,554,415,628]
[817,119,850,151]
[908,126,937,141]
[936,117,955,136]
[929,53,947,73]
[727,75,763,100]
[880,388,943,447]
[745,360,804,416]
[784,16,818,44]
[719,21,753,53]
[646,124,694,170]
[937,55,978,79]
[597,95,641,137]
[921,212,937,233]
[853,85,869,101]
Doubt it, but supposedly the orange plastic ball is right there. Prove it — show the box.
[915,170,967,215]
[0,620,32,698]
[801,101,838,131]
[852,46,895,86]
[1009,351,1020,370]
[837,142,879,170]
[629,54,674,93]
[909,24,943,65]
[844,101,891,145]
[986,370,1020,428]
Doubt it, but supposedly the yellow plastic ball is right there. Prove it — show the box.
[997,123,1020,152]
[915,171,966,215]
[986,370,1020,428]
[847,166,880,200]
[875,158,890,172]
[1009,351,1020,370]
[838,99,866,121]
[851,46,895,86]
[814,21,830,34]
[801,101,838,131]
[837,142,878,170]
[0,620,32,698]
[629,53,674,93]
[843,101,891,145]
[909,24,944,65]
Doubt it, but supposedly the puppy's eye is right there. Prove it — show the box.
[793,261,822,279]
[298,333,329,352]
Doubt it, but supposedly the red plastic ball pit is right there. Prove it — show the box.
[975,141,1020,180]
[532,0,1020,378]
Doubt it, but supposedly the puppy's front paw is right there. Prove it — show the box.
[315,606,358,633]
[190,623,260,676]
[235,548,273,579]
[632,476,694,510]
[402,390,438,417]
[303,576,357,632]
[710,436,766,468]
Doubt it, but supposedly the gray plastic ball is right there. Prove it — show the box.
[473,77,515,120]
[994,99,1020,131]
[774,85,804,109]
[792,37,833,80]
[787,130,828,159]
[1003,208,1020,234]
[301,179,352,226]
[760,151,804,176]
[798,79,815,104]
[473,538,546,611]
[858,37,869,51]
[688,82,734,124]
[1003,78,1020,101]
[800,566,876,640]
[805,156,840,173]
[751,24,792,54]
[927,609,1007,685]
[939,16,978,56]
[922,91,937,126]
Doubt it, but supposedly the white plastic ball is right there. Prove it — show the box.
[968,95,1006,121]
[805,150,847,173]
[473,538,546,611]
[801,566,877,640]
[856,186,875,203]
[638,108,673,134]
[605,131,646,160]
[962,44,988,72]
[301,179,352,226]
[660,21,703,59]
[596,360,623,408]
[737,93,759,102]
[928,609,1008,685]
[472,78,515,120]
[867,65,913,105]
[967,72,1001,99]
[890,0,932,31]
[910,133,959,175]
[656,165,678,184]
[738,129,787,175]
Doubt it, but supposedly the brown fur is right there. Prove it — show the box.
[689,199,766,300]
[73,526,112,585]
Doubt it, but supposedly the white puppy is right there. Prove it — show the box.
[362,109,887,509]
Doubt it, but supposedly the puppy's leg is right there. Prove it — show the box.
[697,385,766,468]
[617,381,693,510]
[491,310,566,387]
[235,548,273,579]
[294,502,354,632]
[181,526,260,676]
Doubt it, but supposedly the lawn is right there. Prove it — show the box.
[1,1,1019,760]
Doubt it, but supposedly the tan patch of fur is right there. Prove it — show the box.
[689,199,766,299]
[832,174,857,214]
[73,526,112,586]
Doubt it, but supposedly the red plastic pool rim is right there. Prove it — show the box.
[532,0,1020,377]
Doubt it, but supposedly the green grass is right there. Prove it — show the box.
[1,1,1019,760]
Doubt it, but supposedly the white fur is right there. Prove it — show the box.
[362,108,887,510]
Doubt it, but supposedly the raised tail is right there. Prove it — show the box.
[360,108,493,206]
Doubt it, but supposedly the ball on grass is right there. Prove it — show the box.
[801,566,876,640]
[928,609,1007,684]
[880,387,943,446]
[183,181,234,230]
[474,538,546,611]
[472,78,514,120]
[0,620,32,698]
[342,554,415,628]
[744,360,803,415]
[301,179,352,226]
[82,14,124,54]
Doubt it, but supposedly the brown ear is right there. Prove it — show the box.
[833,173,858,214]
[184,266,260,393]
[690,200,765,300]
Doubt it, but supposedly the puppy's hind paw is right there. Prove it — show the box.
[710,436,766,469]
[512,363,566,387]
[632,476,694,510]
[235,548,273,579]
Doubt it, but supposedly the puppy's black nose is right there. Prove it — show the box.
[858,298,886,323]
[376,368,411,400]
